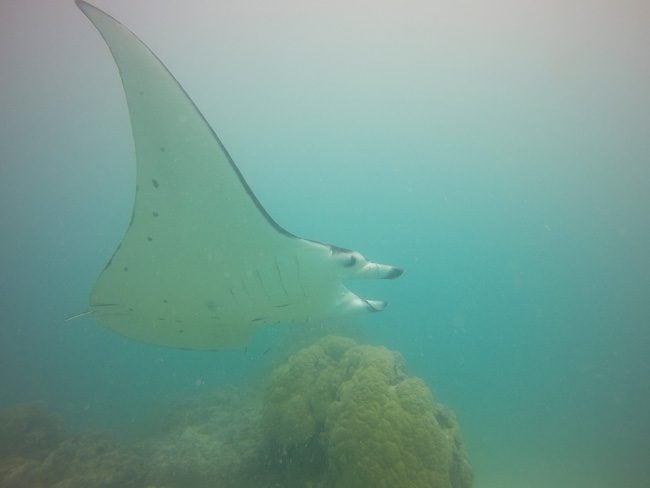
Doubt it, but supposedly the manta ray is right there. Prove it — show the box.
[74,0,402,350]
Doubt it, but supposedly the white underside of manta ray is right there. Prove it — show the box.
[74,0,402,350]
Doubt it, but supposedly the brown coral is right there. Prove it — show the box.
[262,336,473,488]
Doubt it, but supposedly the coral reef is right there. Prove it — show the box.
[0,456,41,488]
[0,403,64,488]
[143,388,263,487]
[262,336,473,488]
[36,432,146,488]
[0,336,472,488]
[0,405,143,488]
[0,403,64,460]
[0,393,262,488]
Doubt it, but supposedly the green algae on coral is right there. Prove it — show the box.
[262,336,473,488]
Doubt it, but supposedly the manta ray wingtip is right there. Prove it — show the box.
[386,267,403,279]
[75,0,100,15]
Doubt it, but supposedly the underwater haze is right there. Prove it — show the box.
[1,0,649,487]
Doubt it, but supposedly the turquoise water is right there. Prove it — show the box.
[1,1,649,486]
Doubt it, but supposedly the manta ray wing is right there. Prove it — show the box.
[75,0,402,350]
